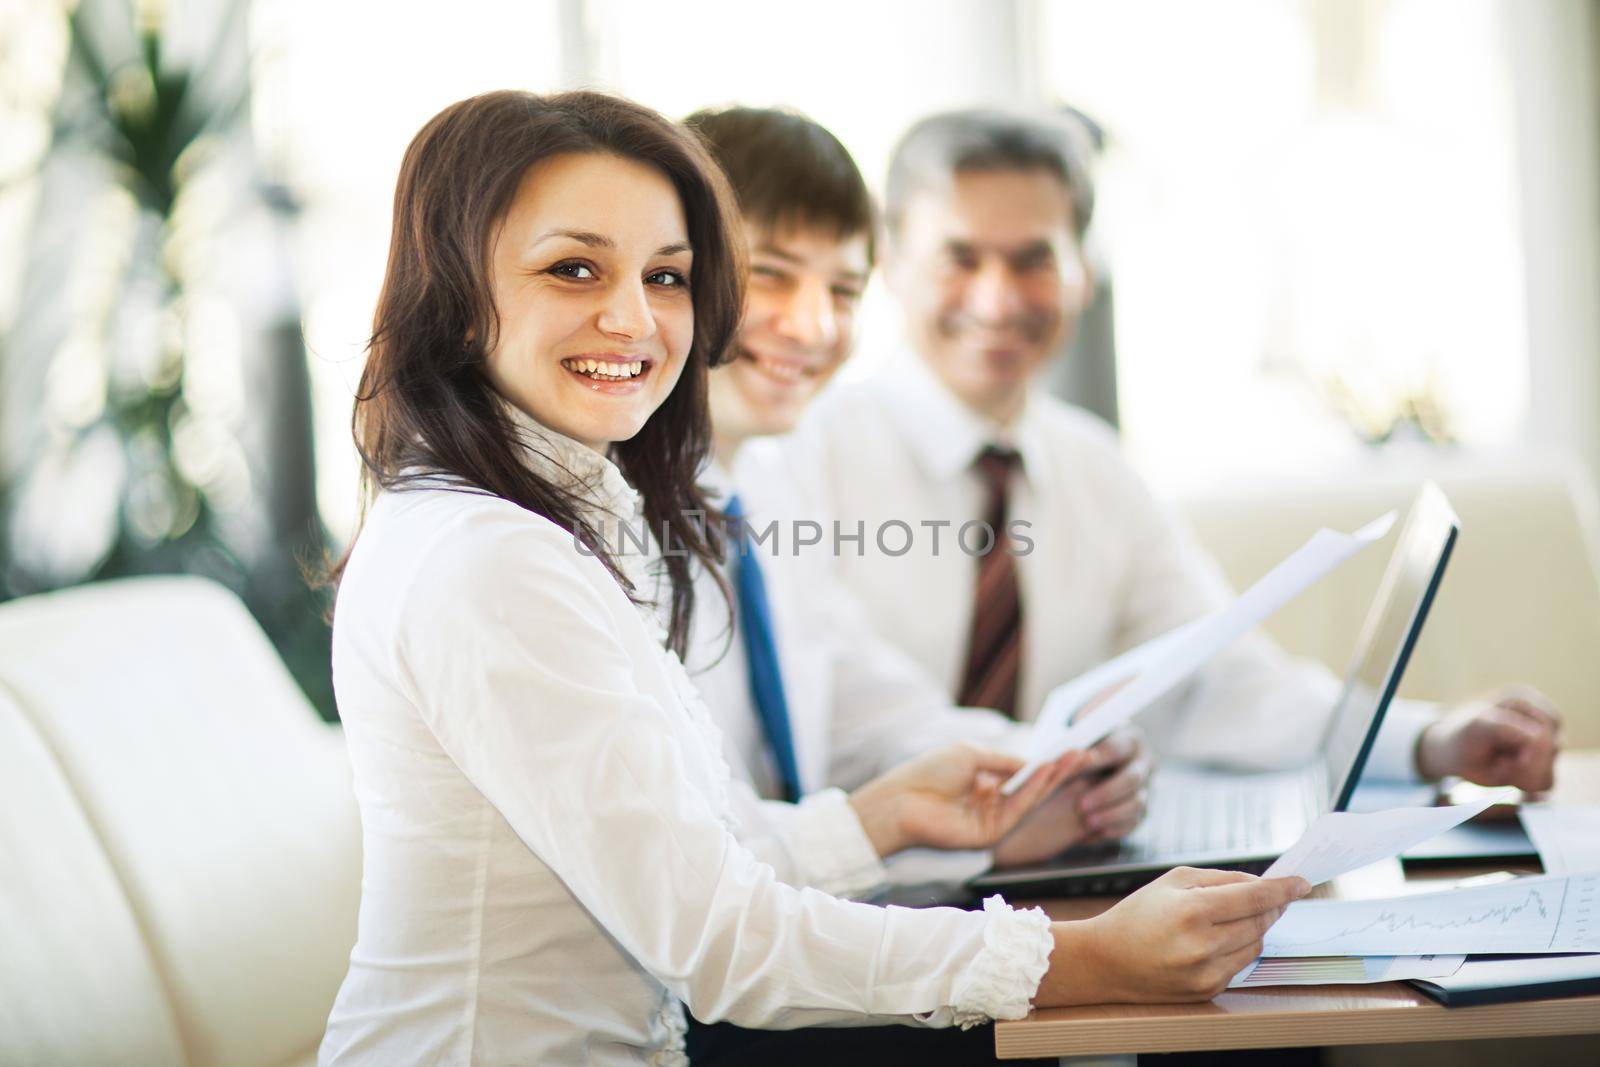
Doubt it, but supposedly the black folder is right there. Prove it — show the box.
[1409,954,1600,1007]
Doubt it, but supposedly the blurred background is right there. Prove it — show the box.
[2,0,1598,720]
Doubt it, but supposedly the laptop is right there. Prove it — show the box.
[970,482,1460,899]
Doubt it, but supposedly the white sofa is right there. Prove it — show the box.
[0,577,360,1067]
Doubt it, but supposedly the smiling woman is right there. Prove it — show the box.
[340,91,742,655]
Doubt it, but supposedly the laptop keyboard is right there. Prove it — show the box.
[1127,767,1323,859]
[1139,779,1271,856]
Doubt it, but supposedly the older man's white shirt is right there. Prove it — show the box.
[789,352,1433,778]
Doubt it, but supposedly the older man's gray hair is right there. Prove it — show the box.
[884,109,1097,239]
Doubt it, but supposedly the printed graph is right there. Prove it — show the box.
[1263,874,1599,957]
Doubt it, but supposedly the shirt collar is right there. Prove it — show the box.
[885,351,1051,485]
[498,398,644,527]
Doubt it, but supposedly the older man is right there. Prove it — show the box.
[795,108,1560,817]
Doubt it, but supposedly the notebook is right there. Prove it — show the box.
[1410,953,1600,1007]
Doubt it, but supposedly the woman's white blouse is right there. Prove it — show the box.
[318,423,1055,1067]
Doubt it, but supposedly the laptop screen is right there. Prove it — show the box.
[1319,483,1459,812]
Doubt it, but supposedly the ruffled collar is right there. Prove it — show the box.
[499,400,643,528]
[496,400,676,600]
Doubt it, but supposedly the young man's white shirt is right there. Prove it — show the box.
[683,447,1022,895]
[789,351,1435,779]
[320,412,1054,1067]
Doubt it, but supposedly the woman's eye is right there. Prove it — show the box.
[647,269,687,287]
[550,261,596,279]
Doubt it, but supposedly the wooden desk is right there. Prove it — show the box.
[995,752,1600,1062]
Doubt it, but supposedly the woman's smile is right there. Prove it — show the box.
[559,354,655,392]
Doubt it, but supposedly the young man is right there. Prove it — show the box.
[678,106,1148,891]
[796,108,1561,793]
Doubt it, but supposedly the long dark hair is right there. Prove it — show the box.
[337,90,742,656]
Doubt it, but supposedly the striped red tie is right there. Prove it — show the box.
[956,445,1024,718]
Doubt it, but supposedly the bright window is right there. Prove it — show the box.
[1039,0,1529,491]
[248,0,1534,532]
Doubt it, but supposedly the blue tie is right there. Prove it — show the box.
[725,494,802,802]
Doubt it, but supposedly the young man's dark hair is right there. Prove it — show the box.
[684,106,876,264]
[884,108,1097,240]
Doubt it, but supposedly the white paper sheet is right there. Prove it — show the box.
[1003,511,1397,794]
[1262,800,1496,886]
[1025,617,1208,742]
[1228,953,1465,988]
[1261,873,1600,957]
[1520,805,1600,875]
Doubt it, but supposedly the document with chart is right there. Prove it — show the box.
[1262,874,1600,957]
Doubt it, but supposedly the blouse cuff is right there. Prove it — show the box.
[791,788,889,899]
[947,896,1053,1029]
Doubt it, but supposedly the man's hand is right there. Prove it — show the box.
[848,743,1089,857]
[1078,728,1152,842]
[993,728,1151,868]
[1415,685,1561,792]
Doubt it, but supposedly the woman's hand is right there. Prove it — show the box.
[1038,867,1311,1006]
[848,744,1090,857]
[992,728,1151,868]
